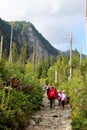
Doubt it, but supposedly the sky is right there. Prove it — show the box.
[0,0,87,54]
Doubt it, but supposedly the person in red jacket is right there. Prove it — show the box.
[48,84,57,109]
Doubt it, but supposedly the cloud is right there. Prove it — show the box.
[0,0,86,54]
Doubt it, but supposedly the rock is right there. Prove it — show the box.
[29,119,36,126]
[62,110,71,119]
[66,125,72,130]
[26,92,72,130]
[31,115,42,123]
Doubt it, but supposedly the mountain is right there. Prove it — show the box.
[61,49,86,58]
[0,18,60,59]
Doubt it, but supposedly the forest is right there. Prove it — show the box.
[0,43,87,130]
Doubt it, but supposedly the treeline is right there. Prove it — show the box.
[0,48,87,130]
[35,50,87,130]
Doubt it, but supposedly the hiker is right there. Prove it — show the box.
[47,84,57,109]
[61,90,66,110]
[57,90,62,106]
[44,83,50,95]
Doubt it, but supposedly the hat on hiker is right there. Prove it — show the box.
[62,90,65,93]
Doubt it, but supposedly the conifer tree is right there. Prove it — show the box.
[12,43,18,62]
[20,42,29,65]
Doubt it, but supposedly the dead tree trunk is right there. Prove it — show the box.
[85,0,87,44]
[0,36,3,60]
[9,25,13,63]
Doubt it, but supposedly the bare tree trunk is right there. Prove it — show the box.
[9,25,13,63]
[0,36,3,60]
[55,70,58,83]
[86,0,87,45]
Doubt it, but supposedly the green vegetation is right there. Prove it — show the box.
[37,51,87,130]
[0,60,43,130]
[0,18,87,130]
[0,48,87,130]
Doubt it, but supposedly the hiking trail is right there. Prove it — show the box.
[26,93,72,130]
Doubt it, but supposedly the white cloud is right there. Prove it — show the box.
[47,0,60,14]
[0,0,86,54]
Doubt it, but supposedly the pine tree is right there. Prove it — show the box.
[20,42,29,65]
[12,43,18,62]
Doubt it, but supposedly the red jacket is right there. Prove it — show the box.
[48,87,57,99]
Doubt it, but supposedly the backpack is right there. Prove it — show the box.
[49,87,56,98]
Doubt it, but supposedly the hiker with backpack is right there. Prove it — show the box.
[47,84,57,109]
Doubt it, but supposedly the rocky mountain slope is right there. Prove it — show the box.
[0,18,60,59]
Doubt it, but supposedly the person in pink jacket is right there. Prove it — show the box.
[61,90,66,110]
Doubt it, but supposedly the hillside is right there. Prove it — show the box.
[0,18,59,59]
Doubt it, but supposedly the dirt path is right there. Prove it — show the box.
[26,93,72,130]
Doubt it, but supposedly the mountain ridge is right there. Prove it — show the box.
[0,18,60,59]
[0,18,86,59]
